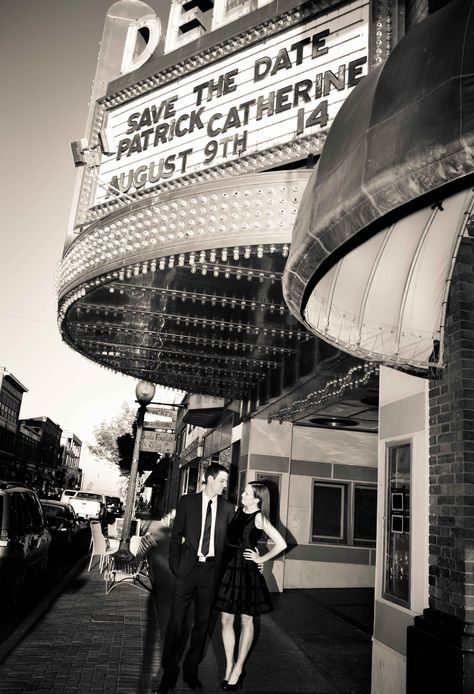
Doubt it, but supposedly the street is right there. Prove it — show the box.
[0,526,91,649]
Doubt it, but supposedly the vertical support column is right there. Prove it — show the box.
[407,238,474,693]
[242,418,292,592]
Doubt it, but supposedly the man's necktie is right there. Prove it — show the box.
[201,499,213,557]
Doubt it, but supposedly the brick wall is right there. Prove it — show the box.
[428,237,474,622]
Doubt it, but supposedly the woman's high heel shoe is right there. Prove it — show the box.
[220,681,228,689]
[222,675,242,690]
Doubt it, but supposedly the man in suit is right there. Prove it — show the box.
[154,462,235,694]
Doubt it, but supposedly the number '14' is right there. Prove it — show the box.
[296,101,328,135]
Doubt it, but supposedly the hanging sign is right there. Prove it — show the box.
[140,429,175,453]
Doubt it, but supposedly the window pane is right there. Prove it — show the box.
[384,444,411,606]
[354,486,377,543]
[312,483,344,540]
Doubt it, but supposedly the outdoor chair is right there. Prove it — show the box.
[104,532,158,595]
[88,520,114,573]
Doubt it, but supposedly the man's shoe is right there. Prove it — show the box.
[151,685,171,694]
[152,676,177,694]
[183,675,203,690]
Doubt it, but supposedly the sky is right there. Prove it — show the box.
[0,0,174,494]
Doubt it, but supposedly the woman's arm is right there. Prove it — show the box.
[243,513,287,564]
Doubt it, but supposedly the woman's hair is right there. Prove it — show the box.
[249,481,270,520]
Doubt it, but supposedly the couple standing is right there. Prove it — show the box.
[154,463,287,693]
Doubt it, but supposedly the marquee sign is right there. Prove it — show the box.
[93,1,369,206]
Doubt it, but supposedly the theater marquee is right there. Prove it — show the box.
[93,2,369,206]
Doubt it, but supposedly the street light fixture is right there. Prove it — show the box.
[114,380,156,561]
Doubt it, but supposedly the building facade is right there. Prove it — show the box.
[0,367,28,480]
[56,1,459,692]
[59,431,83,490]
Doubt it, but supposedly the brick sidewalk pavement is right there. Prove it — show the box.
[0,538,372,694]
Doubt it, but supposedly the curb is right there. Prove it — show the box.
[0,554,89,666]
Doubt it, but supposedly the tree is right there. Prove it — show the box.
[116,430,159,475]
[87,401,136,469]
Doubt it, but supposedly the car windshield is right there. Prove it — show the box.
[43,505,61,517]
[75,493,102,501]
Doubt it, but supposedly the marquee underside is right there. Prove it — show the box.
[58,172,313,398]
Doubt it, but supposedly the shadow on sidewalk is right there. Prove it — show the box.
[148,539,373,694]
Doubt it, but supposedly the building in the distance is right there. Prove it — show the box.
[0,367,28,480]
[59,430,83,490]
[19,416,63,495]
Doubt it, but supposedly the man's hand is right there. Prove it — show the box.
[243,547,264,573]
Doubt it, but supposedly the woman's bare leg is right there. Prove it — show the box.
[227,613,254,685]
[220,611,236,680]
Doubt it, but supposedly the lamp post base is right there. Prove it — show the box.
[112,539,134,563]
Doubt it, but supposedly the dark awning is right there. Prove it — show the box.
[284,0,474,369]
[182,395,228,427]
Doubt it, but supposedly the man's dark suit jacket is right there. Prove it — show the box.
[169,492,235,579]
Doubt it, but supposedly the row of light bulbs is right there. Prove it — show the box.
[59,225,289,289]
[112,354,261,383]
[86,337,279,370]
[82,329,295,355]
[57,238,288,326]
[117,357,249,390]
[114,283,289,315]
[78,302,302,339]
[269,363,380,422]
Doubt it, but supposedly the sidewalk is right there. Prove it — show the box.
[0,533,373,694]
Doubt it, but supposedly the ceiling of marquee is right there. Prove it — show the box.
[61,242,311,398]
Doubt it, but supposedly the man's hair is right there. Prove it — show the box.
[249,481,271,520]
[204,462,228,482]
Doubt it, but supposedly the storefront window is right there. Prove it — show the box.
[354,485,377,544]
[311,480,377,546]
[312,482,346,542]
[383,443,411,607]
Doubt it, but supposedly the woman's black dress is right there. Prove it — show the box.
[215,507,273,616]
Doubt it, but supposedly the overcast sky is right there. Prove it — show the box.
[0,0,174,492]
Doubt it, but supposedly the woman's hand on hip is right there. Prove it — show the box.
[243,547,264,573]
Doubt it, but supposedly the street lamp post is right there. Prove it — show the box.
[114,380,156,562]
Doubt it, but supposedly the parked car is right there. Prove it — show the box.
[105,496,123,518]
[0,482,51,605]
[60,490,106,521]
[59,489,77,503]
[40,499,81,546]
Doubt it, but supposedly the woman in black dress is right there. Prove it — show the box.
[215,481,287,690]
